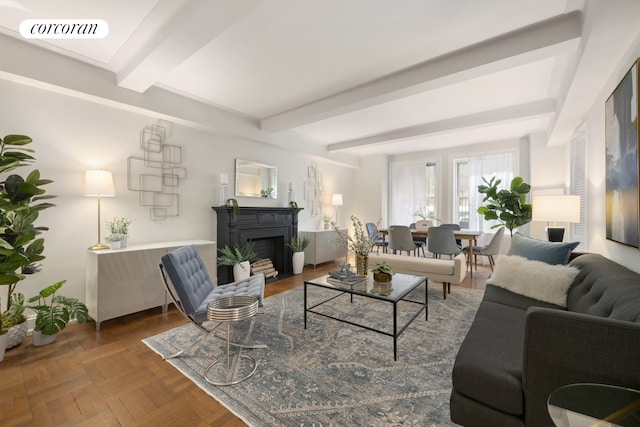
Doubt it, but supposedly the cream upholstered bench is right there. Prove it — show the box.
[368,252,466,299]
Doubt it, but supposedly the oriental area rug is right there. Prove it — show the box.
[142,282,484,426]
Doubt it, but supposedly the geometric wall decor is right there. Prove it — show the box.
[304,161,323,217]
[127,124,187,220]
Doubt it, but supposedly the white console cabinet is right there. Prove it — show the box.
[299,229,347,267]
[86,240,215,331]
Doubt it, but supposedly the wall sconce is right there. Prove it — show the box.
[85,170,115,250]
[533,195,580,242]
[332,193,343,226]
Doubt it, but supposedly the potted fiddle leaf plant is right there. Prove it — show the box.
[26,280,89,346]
[217,241,258,281]
[0,133,56,348]
[477,176,532,236]
[287,235,310,275]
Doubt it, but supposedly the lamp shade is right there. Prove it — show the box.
[84,170,115,197]
[332,193,343,206]
[533,195,580,223]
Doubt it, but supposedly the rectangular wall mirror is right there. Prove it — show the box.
[235,159,278,198]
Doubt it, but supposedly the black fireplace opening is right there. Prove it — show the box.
[251,235,285,278]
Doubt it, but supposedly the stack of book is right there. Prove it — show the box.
[326,271,366,287]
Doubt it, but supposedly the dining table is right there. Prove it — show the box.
[378,228,482,276]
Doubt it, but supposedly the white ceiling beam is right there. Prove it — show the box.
[327,99,556,152]
[261,11,582,133]
[116,0,262,93]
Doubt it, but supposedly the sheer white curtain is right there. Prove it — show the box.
[389,162,426,226]
[467,152,515,232]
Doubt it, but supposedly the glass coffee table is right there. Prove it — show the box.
[548,383,640,426]
[304,272,427,361]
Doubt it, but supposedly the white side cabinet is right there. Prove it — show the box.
[299,229,347,267]
[86,240,216,331]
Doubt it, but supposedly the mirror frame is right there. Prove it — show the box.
[234,159,278,199]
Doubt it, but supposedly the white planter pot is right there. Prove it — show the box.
[0,333,7,362]
[292,251,305,275]
[32,330,57,347]
[110,240,122,250]
[233,261,251,281]
[5,321,27,349]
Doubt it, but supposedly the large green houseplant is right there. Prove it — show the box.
[477,176,532,236]
[0,134,56,347]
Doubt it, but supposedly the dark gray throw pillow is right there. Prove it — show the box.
[507,232,579,265]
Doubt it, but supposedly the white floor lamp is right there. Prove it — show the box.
[85,170,115,250]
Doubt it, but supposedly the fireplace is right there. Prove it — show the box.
[212,206,301,284]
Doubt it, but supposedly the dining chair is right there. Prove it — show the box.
[159,244,266,360]
[388,225,425,256]
[427,226,461,259]
[413,219,432,248]
[462,227,505,272]
[366,222,387,253]
[440,223,462,248]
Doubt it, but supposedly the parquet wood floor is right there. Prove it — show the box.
[0,258,489,426]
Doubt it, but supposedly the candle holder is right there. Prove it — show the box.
[288,189,295,203]
[220,183,229,206]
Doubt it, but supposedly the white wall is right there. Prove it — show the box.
[352,154,388,227]
[583,34,640,272]
[0,79,354,304]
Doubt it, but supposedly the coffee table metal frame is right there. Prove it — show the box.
[304,273,428,361]
[204,295,260,386]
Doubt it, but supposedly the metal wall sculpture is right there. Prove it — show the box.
[127,124,187,220]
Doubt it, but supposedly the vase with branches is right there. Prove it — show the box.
[335,215,374,275]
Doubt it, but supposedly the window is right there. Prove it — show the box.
[455,161,469,227]
[454,152,516,232]
[424,162,437,219]
[389,161,434,226]
[571,122,587,250]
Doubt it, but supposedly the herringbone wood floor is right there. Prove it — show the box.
[0,259,490,427]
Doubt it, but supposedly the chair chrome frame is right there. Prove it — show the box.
[158,249,267,361]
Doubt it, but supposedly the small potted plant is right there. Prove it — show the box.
[287,235,310,275]
[1,294,27,349]
[372,262,394,283]
[322,213,333,230]
[26,280,89,346]
[0,315,7,362]
[104,233,125,249]
[105,214,133,247]
[217,241,258,281]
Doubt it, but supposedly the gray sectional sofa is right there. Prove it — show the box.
[450,251,640,426]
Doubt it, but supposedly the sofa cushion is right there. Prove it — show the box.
[482,284,564,311]
[567,253,640,322]
[507,233,579,265]
[488,255,580,307]
[452,301,527,416]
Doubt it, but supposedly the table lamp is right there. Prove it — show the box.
[532,195,580,242]
[85,170,115,250]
